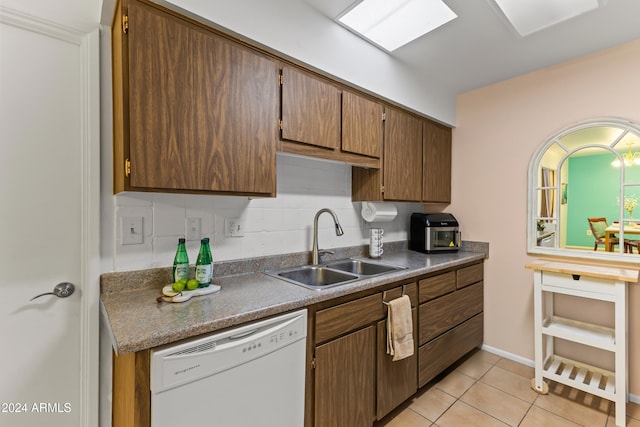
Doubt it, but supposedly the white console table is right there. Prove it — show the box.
[525,260,638,427]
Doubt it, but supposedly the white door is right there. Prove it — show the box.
[0,8,99,427]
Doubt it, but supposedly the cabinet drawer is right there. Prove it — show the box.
[419,282,483,345]
[418,271,455,303]
[383,282,417,308]
[457,263,483,289]
[315,293,384,343]
[540,271,619,299]
[418,314,483,387]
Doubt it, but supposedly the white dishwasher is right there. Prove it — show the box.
[150,309,307,427]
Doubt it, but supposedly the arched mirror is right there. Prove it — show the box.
[528,118,640,261]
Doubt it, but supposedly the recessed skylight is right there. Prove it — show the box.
[492,0,601,37]
[337,0,457,52]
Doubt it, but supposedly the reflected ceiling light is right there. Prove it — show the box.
[492,0,602,37]
[336,0,457,52]
[611,142,640,167]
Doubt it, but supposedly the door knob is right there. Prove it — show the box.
[30,282,75,301]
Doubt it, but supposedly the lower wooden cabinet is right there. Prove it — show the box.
[109,261,484,427]
[314,327,376,427]
[376,309,417,420]
[419,314,484,387]
[310,264,483,427]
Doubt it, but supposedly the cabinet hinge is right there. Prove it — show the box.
[382,112,386,121]
[279,74,283,85]
[381,185,385,193]
[279,119,283,130]
[125,158,131,177]
[122,14,129,34]
[311,357,316,369]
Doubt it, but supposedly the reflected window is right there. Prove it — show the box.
[528,118,640,259]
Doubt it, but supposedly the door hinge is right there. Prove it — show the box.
[382,112,386,121]
[279,119,283,130]
[311,357,316,369]
[381,185,385,194]
[125,158,131,177]
[279,74,283,85]
[122,14,129,34]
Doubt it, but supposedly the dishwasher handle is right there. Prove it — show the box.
[228,329,258,340]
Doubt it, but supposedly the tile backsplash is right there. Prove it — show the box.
[111,154,423,272]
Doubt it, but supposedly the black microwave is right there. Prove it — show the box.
[410,213,461,253]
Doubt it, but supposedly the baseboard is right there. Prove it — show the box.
[481,344,640,404]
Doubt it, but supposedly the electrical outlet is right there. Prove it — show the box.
[225,217,244,237]
[586,229,592,236]
[185,218,201,241]
[122,216,143,245]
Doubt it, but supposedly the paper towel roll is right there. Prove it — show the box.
[361,202,397,223]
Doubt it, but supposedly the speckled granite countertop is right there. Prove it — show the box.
[101,243,487,354]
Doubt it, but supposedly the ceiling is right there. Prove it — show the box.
[302,0,640,96]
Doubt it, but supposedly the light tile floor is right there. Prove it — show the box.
[377,349,640,427]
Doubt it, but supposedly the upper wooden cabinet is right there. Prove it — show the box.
[279,67,381,168]
[342,91,383,158]
[352,107,422,202]
[280,66,341,151]
[384,107,423,201]
[352,114,452,203]
[112,0,278,196]
[423,120,452,203]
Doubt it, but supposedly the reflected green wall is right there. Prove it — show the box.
[566,153,640,247]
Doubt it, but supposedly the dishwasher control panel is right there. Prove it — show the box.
[150,309,307,393]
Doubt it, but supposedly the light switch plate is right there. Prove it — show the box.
[186,218,201,241]
[122,216,143,245]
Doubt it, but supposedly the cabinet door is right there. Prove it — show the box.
[280,66,341,150]
[423,120,452,203]
[315,327,375,427]
[376,309,417,420]
[342,91,383,158]
[126,0,278,194]
[383,107,422,201]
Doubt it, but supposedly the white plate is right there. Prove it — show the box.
[161,283,221,303]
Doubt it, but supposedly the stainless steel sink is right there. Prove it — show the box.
[270,266,358,289]
[324,259,402,276]
[265,258,405,290]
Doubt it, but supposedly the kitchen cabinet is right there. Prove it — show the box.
[279,66,381,168]
[418,262,484,387]
[423,120,452,203]
[342,90,383,158]
[352,106,423,202]
[314,327,375,427]
[280,65,341,151]
[376,284,418,420]
[312,284,420,427]
[108,259,484,427]
[112,0,278,196]
[313,293,382,427]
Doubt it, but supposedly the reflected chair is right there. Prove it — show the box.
[624,239,640,254]
[587,217,619,251]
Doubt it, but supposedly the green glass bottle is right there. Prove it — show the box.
[172,238,189,283]
[195,237,212,288]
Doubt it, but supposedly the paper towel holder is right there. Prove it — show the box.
[361,202,398,223]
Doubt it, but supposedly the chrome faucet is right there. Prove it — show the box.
[312,208,344,265]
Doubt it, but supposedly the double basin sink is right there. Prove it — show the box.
[265,258,405,290]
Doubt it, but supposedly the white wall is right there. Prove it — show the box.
[106,155,419,272]
[452,39,640,395]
